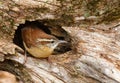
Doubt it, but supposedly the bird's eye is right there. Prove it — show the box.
[51,41,55,43]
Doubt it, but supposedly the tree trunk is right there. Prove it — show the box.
[0,0,120,83]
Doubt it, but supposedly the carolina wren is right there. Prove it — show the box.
[21,25,67,58]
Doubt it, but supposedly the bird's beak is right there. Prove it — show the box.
[51,40,68,49]
[58,40,68,44]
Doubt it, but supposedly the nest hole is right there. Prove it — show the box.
[13,20,71,55]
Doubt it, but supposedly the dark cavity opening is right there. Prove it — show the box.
[13,20,71,54]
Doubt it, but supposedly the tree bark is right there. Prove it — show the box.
[0,0,120,83]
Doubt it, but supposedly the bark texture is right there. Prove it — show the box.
[0,0,120,83]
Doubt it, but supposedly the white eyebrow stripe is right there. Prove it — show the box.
[36,39,54,42]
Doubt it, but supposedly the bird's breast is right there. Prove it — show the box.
[23,42,54,58]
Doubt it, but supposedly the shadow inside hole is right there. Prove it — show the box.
[13,23,23,49]
[13,20,71,55]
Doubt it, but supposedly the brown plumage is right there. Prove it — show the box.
[21,25,67,58]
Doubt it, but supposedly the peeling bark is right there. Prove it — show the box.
[0,0,120,83]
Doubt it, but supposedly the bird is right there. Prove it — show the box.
[21,24,68,58]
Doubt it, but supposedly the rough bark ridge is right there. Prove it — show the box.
[0,0,120,83]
